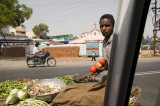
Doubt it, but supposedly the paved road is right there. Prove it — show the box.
[0,57,160,106]
[0,57,160,80]
[133,73,160,106]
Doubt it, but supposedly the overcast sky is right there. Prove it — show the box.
[19,0,160,38]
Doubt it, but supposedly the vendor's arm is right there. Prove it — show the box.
[103,60,108,70]
[96,59,108,72]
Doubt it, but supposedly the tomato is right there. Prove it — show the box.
[89,66,96,73]
[95,63,102,68]
[99,59,106,65]
[94,64,97,67]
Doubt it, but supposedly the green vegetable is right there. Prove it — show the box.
[6,94,19,105]
[53,75,76,86]
[128,98,133,106]
[17,89,29,100]
[17,98,49,106]
[23,86,27,90]
[10,88,19,95]
[0,80,24,98]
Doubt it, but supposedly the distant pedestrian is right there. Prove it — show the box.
[91,48,96,61]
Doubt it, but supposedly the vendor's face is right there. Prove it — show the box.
[100,18,114,39]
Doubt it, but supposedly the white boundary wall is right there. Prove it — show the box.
[50,43,103,56]
[25,43,103,56]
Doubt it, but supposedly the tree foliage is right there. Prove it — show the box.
[0,0,33,28]
[141,36,146,45]
[32,23,49,38]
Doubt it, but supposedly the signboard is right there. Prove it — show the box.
[86,40,99,56]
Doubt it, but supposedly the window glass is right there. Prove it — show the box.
[1,0,159,106]
[132,1,160,106]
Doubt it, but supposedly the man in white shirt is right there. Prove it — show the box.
[32,43,43,64]
[33,43,40,54]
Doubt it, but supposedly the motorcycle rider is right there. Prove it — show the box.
[33,43,42,63]
[33,43,40,54]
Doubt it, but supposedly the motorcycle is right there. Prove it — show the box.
[26,51,56,68]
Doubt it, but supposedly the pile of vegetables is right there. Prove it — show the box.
[6,89,29,105]
[1,79,66,105]
[0,80,24,98]
[17,98,49,106]
[28,83,63,95]
[53,74,93,85]
[53,75,77,86]
[88,59,106,79]
[128,98,133,106]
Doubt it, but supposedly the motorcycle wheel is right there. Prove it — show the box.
[27,58,35,68]
[47,58,56,67]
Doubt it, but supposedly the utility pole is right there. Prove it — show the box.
[152,0,160,55]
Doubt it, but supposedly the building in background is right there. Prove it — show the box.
[15,25,26,36]
[0,25,29,46]
[26,31,36,39]
[49,34,74,44]
[1,25,26,36]
[1,25,28,41]
[69,28,104,44]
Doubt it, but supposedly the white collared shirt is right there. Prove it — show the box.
[33,46,40,54]
[102,36,112,64]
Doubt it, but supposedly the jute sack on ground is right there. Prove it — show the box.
[51,82,105,106]
[51,78,141,106]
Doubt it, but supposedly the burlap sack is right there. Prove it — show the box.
[51,82,105,106]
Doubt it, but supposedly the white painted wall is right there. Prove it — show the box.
[25,43,103,56]
[50,43,103,56]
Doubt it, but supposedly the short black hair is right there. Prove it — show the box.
[99,14,115,27]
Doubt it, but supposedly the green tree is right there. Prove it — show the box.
[32,23,49,38]
[141,36,146,45]
[0,0,33,28]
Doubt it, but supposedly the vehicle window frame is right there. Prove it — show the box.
[103,0,151,106]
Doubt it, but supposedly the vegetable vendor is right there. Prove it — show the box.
[88,14,115,81]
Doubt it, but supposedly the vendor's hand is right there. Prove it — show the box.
[96,67,105,72]
[88,72,98,80]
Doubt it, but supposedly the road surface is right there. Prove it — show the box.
[0,57,160,106]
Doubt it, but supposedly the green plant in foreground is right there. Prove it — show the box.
[0,80,24,98]
[53,74,78,86]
